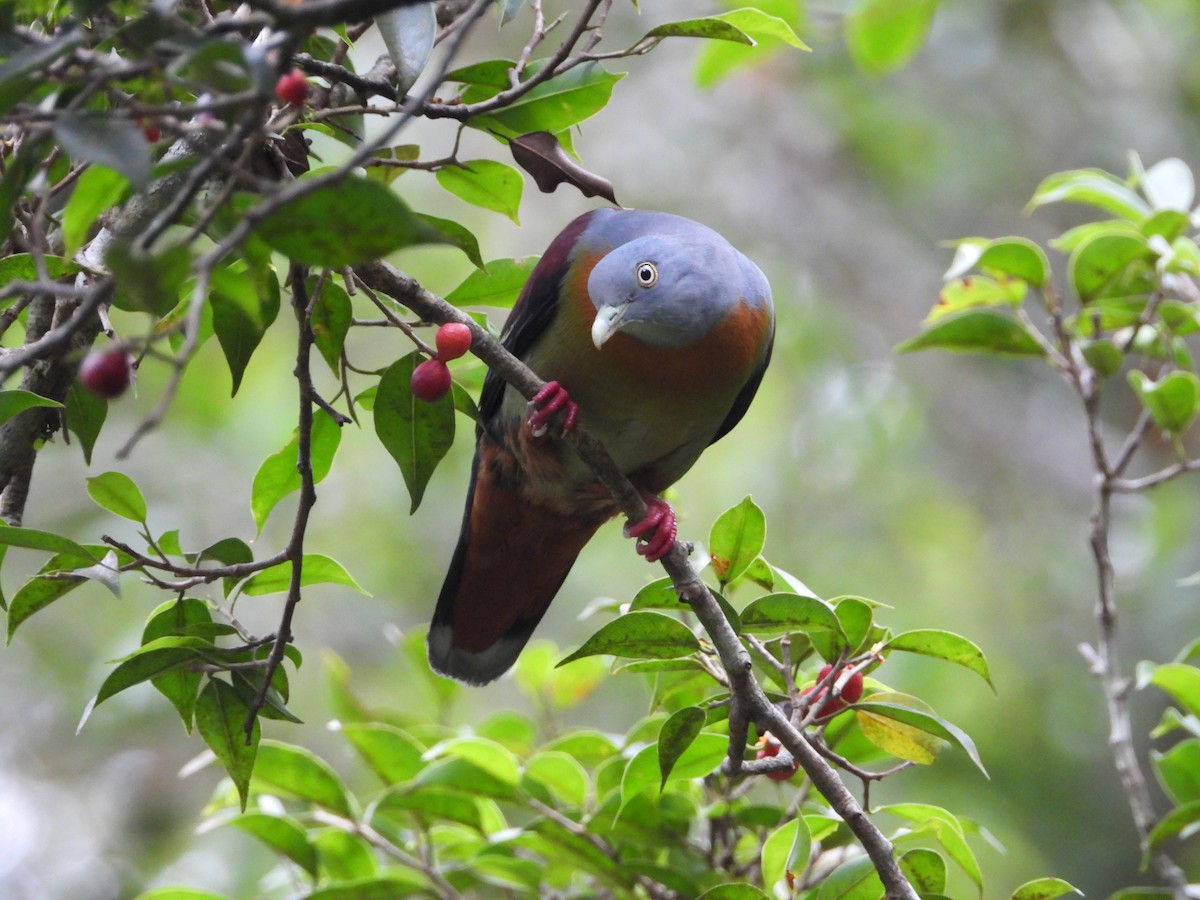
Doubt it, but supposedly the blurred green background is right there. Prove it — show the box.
[5,1,1200,896]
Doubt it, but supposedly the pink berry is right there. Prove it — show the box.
[274,70,309,108]
[79,349,132,398]
[411,359,451,402]
[435,323,472,361]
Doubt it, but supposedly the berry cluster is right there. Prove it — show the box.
[755,664,866,781]
[411,323,473,402]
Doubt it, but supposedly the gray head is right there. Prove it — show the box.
[583,212,772,350]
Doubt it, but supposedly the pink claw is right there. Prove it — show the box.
[623,494,678,563]
[527,380,579,437]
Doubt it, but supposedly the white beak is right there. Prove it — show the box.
[591,303,629,349]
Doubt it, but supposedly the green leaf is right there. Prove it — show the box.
[0,524,97,564]
[816,854,884,899]
[340,722,426,785]
[463,61,624,138]
[1128,371,1200,435]
[692,1,807,87]
[142,599,213,731]
[411,755,517,801]
[886,629,994,690]
[136,890,232,900]
[239,554,369,597]
[628,576,681,611]
[927,818,982,892]
[1010,877,1083,900]
[251,411,343,533]
[897,309,1046,357]
[643,16,756,45]
[86,471,147,523]
[313,829,379,881]
[657,706,705,787]
[7,573,86,642]
[62,165,130,258]
[436,160,523,223]
[445,256,539,309]
[1029,168,1151,220]
[1081,340,1123,379]
[558,611,700,666]
[1068,228,1153,303]
[899,848,947,894]
[715,8,809,49]
[253,176,433,267]
[977,237,1051,288]
[311,278,353,374]
[195,678,258,811]
[373,352,455,513]
[855,699,988,775]
[620,732,727,807]
[857,694,946,765]
[210,262,280,395]
[523,751,589,808]
[709,496,765,587]
[739,592,842,638]
[414,213,485,268]
[429,736,522,786]
[93,638,213,711]
[845,0,936,76]
[1152,739,1200,805]
[253,740,355,818]
[927,275,1026,323]
[64,382,107,465]
[1141,209,1192,243]
[0,253,80,285]
[1146,662,1200,717]
[226,812,318,879]
[761,816,811,893]
[374,785,485,832]
[832,596,874,654]
[0,390,61,425]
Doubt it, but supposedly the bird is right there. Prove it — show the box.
[427,208,775,685]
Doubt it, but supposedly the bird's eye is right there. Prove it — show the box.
[635,262,658,288]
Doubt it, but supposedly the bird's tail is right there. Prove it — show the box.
[427,447,602,685]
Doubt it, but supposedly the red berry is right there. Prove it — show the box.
[435,322,472,361]
[142,123,161,143]
[79,349,132,398]
[411,359,451,402]
[756,733,798,781]
[274,69,309,108]
[804,664,865,719]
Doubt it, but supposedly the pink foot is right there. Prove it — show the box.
[623,494,677,562]
[528,380,579,437]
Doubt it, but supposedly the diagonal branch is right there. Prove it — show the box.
[353,258,919,900]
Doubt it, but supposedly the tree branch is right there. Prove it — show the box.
[242,265,324,740]
[354,258,919,900]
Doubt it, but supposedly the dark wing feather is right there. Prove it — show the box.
[478,211,598,428]
[709,323,774,445]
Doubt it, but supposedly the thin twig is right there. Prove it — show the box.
[242,266,321,740]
